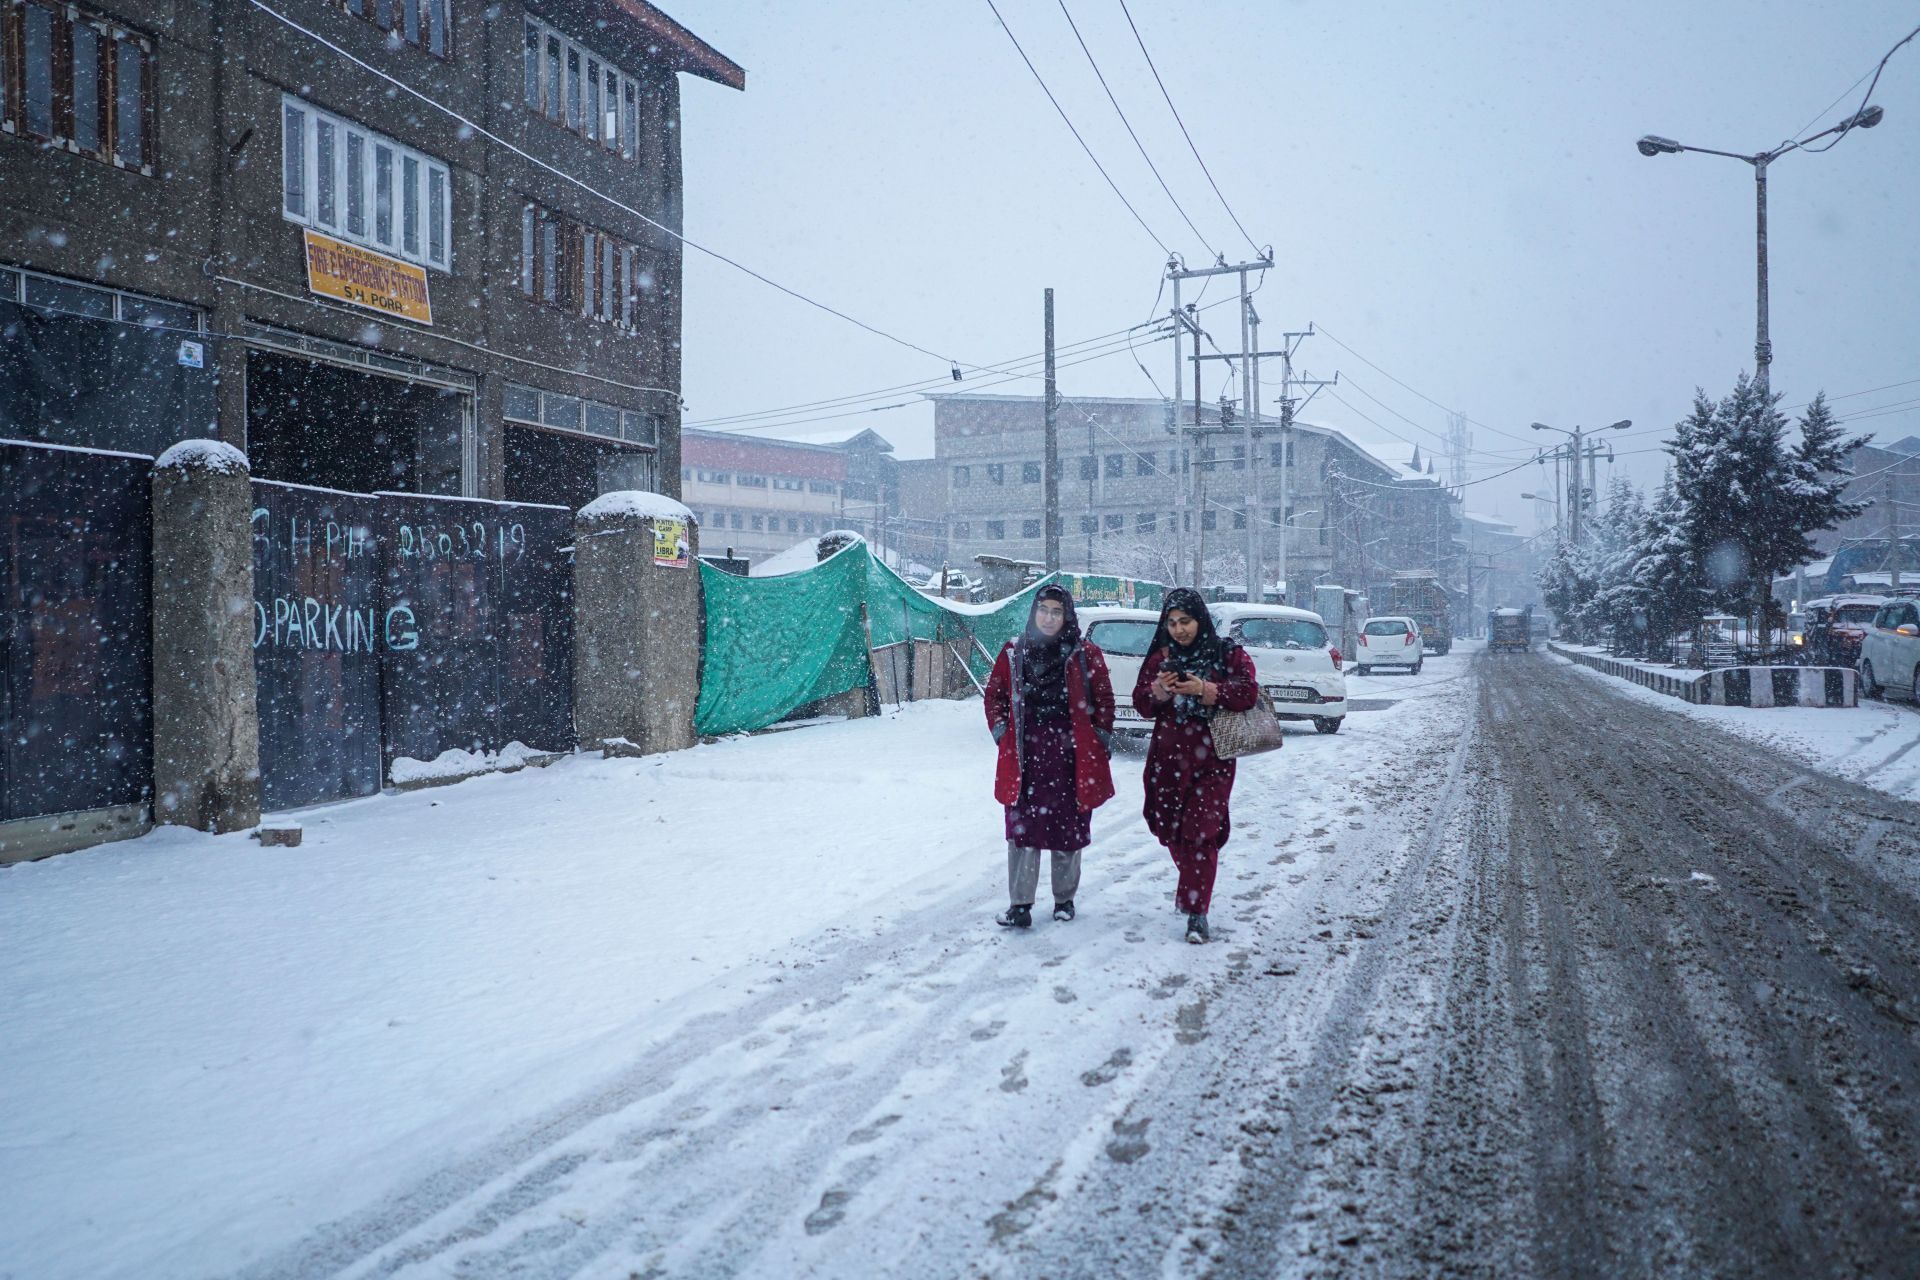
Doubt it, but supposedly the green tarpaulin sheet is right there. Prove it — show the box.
[694,543,1052,736]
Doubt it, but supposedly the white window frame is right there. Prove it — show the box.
[521,13,640,160]
[281,93,452,272]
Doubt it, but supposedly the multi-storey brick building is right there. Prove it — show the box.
[897,392,1460,601]
[0,0,740,508]
[680,428,849,560]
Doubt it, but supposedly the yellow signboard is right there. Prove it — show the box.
[653,517,690,569]
[303,230,433,325]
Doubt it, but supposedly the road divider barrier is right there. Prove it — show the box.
[1549,643,1857,708]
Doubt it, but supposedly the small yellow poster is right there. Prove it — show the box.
[653,517,690,568]
[303,230,434,325]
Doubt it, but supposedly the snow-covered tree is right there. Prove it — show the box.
[1669,377,1870,631]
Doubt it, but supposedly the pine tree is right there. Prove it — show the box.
[1632,468,1709,659]
[1777,393,1869,579]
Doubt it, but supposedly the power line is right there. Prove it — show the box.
[1309,324,1537,446]
[245,0,967,374]
[1798,20,1920,154]
[1056,0,1217,258]
[982,0,1172,255]
[1115,0,1261,257]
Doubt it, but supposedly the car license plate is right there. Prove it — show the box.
[1266,686,1312,702]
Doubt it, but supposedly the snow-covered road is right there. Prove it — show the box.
[1,651,1471,1279]
[17,645,1914,1278]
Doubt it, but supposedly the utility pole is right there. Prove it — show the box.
[1043,288,1060,573]
[1168,253,1274,590]
[1169,259,1185,582]
[1889,470,1903,590]
[1241,273,1259,601]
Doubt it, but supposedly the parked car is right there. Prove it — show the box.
[1355,615,1423,674]
[1081,607,1163,747]
[1858,597,1920,702]
[1211,603,1348,734]
[1802,594,1888,668]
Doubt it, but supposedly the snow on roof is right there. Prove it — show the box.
[578,490,693,523]
[155,439,249,475]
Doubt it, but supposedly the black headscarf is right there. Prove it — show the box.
[1016,584,1080,718]
[1150,588,1231,723]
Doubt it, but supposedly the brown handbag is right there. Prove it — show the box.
[1207,687,1285,759]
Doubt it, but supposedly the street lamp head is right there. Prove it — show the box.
[1530,421,1552,432]
[1520,492,1542,500]
[1849,104,1885,130]
[1607,419,1632,431]
[1637,134,1683,157]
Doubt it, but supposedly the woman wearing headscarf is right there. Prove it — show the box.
[984,585,1116,928]
[1131,588,1259,943]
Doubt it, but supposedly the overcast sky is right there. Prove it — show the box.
[664,1,1919,531]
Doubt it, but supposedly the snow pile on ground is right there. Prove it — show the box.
[577,490,693,523]
[387,741,544,787]
[1554,652,1920,802]
[154,438,249,474]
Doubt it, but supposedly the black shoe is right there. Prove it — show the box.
[1052,900,1075,922]
[1185,913,1210,944]
[997,904,1033,929]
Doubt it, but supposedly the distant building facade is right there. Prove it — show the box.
[1,0,742,509]
[895,392,1461,601]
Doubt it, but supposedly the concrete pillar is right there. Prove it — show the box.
[573,492,703,754]
[150,440,260,831]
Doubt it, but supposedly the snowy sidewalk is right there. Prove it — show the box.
[0,670,1464,1278]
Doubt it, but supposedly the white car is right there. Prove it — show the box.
[1210,603,1348,734]
[1858,595,1920,703]
[1354,615,1423,674]
[1081,607,1163,747]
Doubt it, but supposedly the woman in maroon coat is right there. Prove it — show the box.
[1131,588,1259,943]
[984,585,1116,928]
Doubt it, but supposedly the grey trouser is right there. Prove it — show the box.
[1008,843,1082,907]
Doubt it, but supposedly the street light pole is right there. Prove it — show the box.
[1532,420,1631,545]
[1636,103,1883,393]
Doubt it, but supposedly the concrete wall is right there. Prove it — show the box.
[572,498,703,753]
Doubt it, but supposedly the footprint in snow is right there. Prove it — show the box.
[970,1020,1007,1042]
[846,1114,902,1145]
[1150,974,1188,1000]
[804,1189,852,1235]
[1081,1048,1132,1087]
[1106,1115,1152,1163]
[1053,985,1077,1004]
[1000,1051,1030,1094]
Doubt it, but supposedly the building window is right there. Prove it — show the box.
[1232,445,1246,472]
[986,462,1004,485]
[1079,516,1097,535]
[1021,518,1041,539]
[808,480,836,494]
[730,513,743,530]
[986,520,1005,540]
[1104,514,1123,534]
[518,201,649,329]
[736,473,768,488]
[1136,512,1156,533]
[337,0,448,56]
[503,382,659,459]
[694,469,729,483]
[951,464,970,488]
[2,3,154,172]
[1270,440,1295,467]
[1105,454,1123,478]
[1021,461,1041,484]
[1202,509,1217,531]
[750,515,763,531]
[772,476,804,491]
[283,95,451,270]
[1233,509,1247,529]
[1079,456,1097,482]
[522,15,640,157]
[954,521,970,540]
[1135,454,1156,476]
